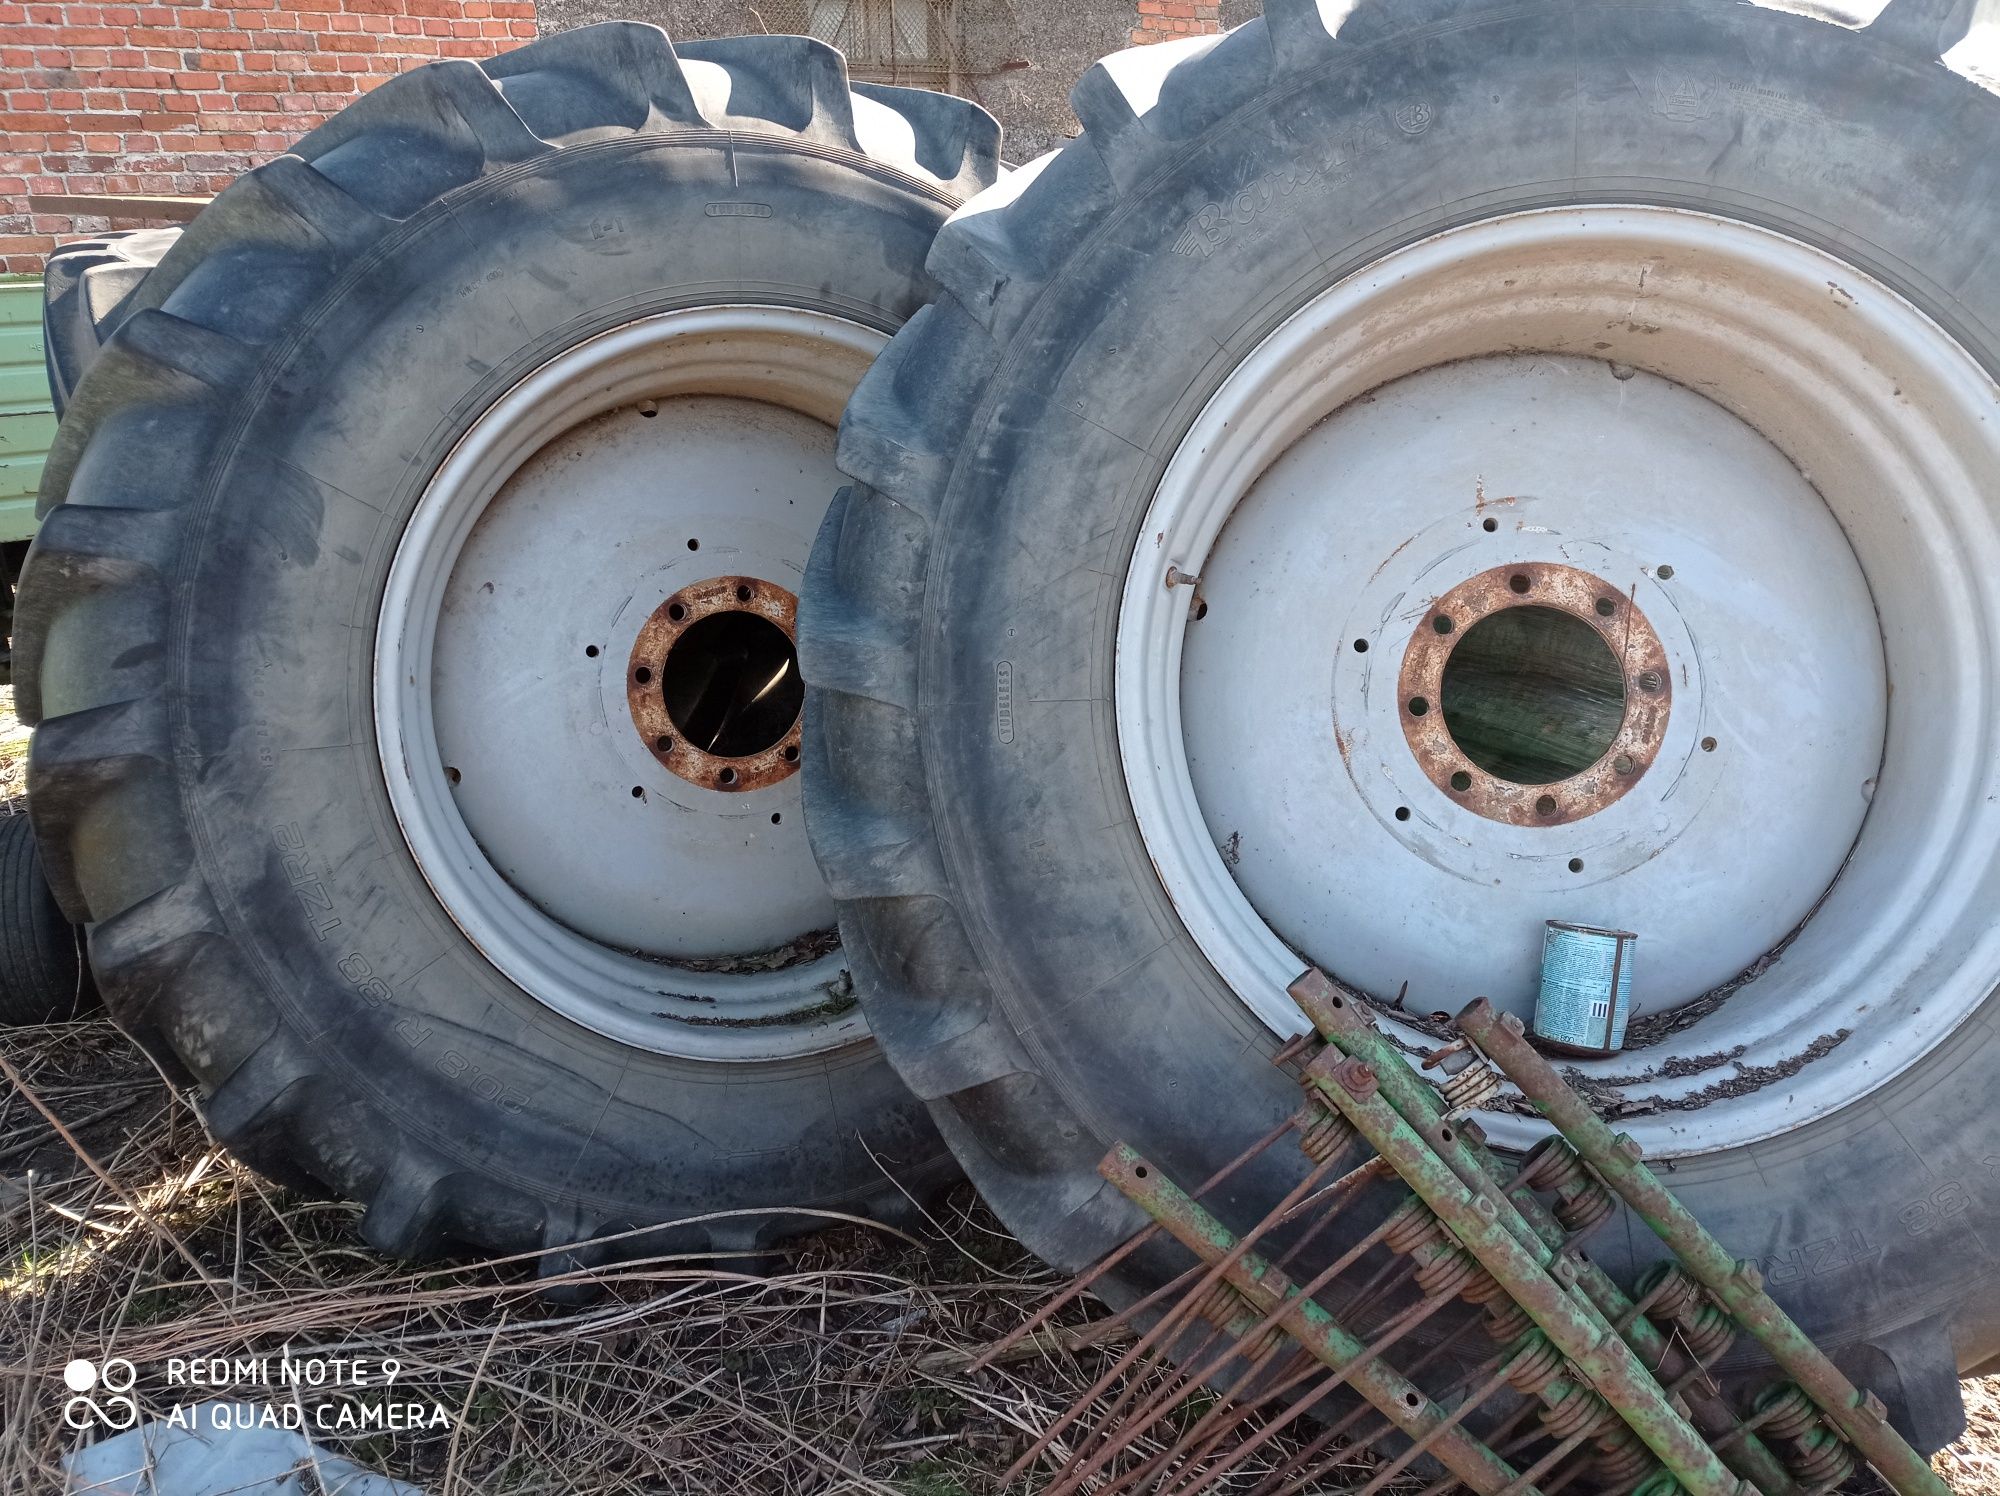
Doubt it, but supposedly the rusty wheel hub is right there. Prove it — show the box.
[1395,564,1670,827]
[626,575,803,793]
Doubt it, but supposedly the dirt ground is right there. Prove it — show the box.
[1,683,1996,1494]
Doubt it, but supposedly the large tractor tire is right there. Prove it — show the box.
[19,23,999,1270]
[0,813,93,1026]
[41,228,183,419]
[802,0,2000,1452]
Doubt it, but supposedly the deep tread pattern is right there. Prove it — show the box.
[0,813,94,1025]
[41,228,181,421]
[25,23,1001,1264]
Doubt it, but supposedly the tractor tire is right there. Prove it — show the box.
[41,228,183,420]
[0,812,93,1025]
[801,0,2000,1453]
[19,23,998,1270]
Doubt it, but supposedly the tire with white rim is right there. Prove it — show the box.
[801,0,2000,1448]
[17,23,998,1270]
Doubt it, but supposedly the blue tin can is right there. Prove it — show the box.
[1533,922,1637,1055]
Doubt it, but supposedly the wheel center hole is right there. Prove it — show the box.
[660,610,803,758]
[1439,606,1626,784]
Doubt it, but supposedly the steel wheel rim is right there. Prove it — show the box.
[1115,206,2000,1153]
[376,306,884,1060]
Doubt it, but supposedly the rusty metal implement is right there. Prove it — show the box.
[996,968,1942,1496]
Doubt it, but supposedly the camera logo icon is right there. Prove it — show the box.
[62,1358,139,1430]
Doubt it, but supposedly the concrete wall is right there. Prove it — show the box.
[533,0,1242,162]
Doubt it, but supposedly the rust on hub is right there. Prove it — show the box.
[626,575,802,794]
[1395,562,1671,826]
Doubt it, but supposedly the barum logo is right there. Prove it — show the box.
[62,1358,138,1430]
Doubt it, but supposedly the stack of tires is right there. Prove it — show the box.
[26,0,2000,1458]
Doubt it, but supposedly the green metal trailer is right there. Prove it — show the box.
[0,276,48,544]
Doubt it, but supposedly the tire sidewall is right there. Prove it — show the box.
[169,136,956,1222]
[917,1,2000,1361]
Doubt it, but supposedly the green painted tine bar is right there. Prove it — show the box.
[1288,969,1800,1496]
[1456,996,1951,1496]
[1301,1048,1747,1496]
[1098,1143,1537,1496]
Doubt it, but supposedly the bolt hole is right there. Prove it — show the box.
[735,584,752,602]
[1508,573,1530,594]
[1194,601,1209,621]
[1536,794,1556,816]
[634,666,653,685]
[584,644,600,658]
[771,812,782,825]
[1353,638,1369,653]
[1407,696,1429,717]
[1656,563,1675,580]
[1450,771,1472,791]
[1701,736,1718,753]
[445,766,461,785]
[1595,597,1615,617]
[718,767,738,787]
[1636,670,1662,694]
[631,785,644,799]
[687,538,700,551]
[1568,857,1585,873]
[782,744,800,762]
[1394,806,1411,822]
[1134,1165,1149,1179]
[1482,517,1498,533]
[655,735,673,754]
[1403,1392,1422,1410]
[1440,1126,1454,1142]
[1613,753,1635,775]
[1432,615,1454,635]
[667,603,687,622]
[636,399,658,418]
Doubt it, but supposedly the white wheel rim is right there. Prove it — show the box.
[376,306,884,1060]
[1116,206,2000,1154]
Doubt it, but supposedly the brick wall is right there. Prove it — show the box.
[1130,0,1222,46]
[0,0,538,273]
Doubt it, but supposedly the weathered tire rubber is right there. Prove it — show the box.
[41,228,182,420]
[18,23,998,1270]
[0,812,93,1025]
[801,0,2000,1453]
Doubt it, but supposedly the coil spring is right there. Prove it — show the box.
[1383,1194,1446,1255]
[1552,1176,1617,1237]
[1786,1425,1859,1489]
[1636,1262,1703,1322]
[1439,1060,1502,1114]
[1516,1135,1589,1193]
[1749,1382,1822,1442]
[1591,1425,1662,1493]
[1675,1303,1738,1362]
[1503,1331,1570,1398]
[1482,1298,1534,1344]
[1539,1378,1620,1442]
[1294,1097,1357,1164]
[1186,1279,1283,1361]
[1412,1242,1479,1299]
[1635,1263,1738,1360]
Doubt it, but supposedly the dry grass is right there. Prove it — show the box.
[0,1012,1416,1494]
[0,1010,1135,1494]
[0,672,1994,1495]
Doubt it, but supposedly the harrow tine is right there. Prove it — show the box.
[966,1113,1304,1375]
[1352,1351,1522,1496]
[1036,1152,1358,1496]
